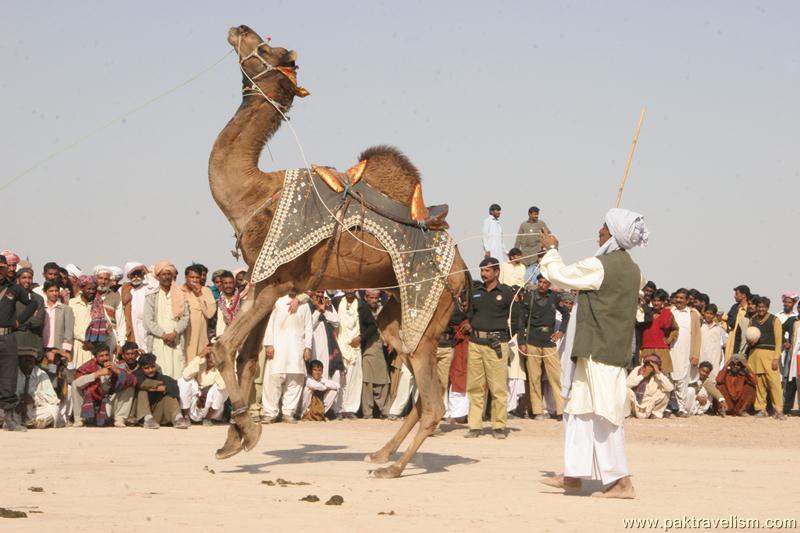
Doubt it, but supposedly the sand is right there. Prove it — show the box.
[1,416,798,532]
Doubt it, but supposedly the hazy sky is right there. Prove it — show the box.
[2,1,798,310]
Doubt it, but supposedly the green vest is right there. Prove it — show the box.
[572,250,641,367]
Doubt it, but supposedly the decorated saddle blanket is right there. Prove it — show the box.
[251,168,457,353]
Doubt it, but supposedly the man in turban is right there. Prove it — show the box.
[143,262,189,379]
[118,262,153,349]
[68,275,103,369]
[1,251,20,284]
[539,208,648,499]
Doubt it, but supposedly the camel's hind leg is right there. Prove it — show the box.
[214,281,291,460]
[370,334,445,478]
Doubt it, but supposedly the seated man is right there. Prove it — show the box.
[177,345,228,425]
[16,354,61,429]
[133,353,189,429]
[686,361,727,416]
[73,344,137,427]
[716,353,757,416]
[626,353,674,419]
[300,360,340,421]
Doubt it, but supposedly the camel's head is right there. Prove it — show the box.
[228,25,309,100]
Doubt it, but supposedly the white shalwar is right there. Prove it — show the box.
[336,297,363,414]
[482,215,505,260]
[301,376,340,416]
[178,356,228,422]
[540,244,644,486]
[261,296,313,418]
[670,306,694,412]
[506,335,527,412]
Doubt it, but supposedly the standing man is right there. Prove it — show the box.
[214,270,242,338]
[726,285,751,332]
[119,262,153,348]
[335,290,362,419]
[181,264,217,363]
[499,248,527,288]
[777,292,798,324]
[0,255,37,431]
[669,288,702,417]
[514,206,551,282]
[360,289,390,419]
[143,262,190,379]
[747,296,785,419]
[482,203,505,261]
[32,262,62,300]
[261,292,312,423]
[69,275,100,369]
[517,275,571,421]
[464,257,517,439]
[538,208,648,499]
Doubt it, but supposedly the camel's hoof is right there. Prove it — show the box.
[364,451,392,464]
[369,465,402,479]
[215,423,244,460]
[242,418,262,452]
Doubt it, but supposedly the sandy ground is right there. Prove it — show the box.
[1,415,799,532]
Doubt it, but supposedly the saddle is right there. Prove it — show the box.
[312,163,449,231]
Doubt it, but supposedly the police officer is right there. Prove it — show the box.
[0,255,37,431]
[464,257,518,439]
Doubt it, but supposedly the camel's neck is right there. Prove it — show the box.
[209,97,287,233]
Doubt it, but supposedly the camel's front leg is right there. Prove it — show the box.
[370,336,444,478]
[214,281,291,459]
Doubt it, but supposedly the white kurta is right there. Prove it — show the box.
[151,290,186,379]
[482,215,504,260]
[302,376,340,415]
[699,322,725,374]
[68,297,94,368]
[264,295,313,375]
[336,297,363,413]
[670,306,694,381]
[16,367,61,427]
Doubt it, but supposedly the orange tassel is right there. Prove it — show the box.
[411,182,429,221]
[347,160,367,185]
[312,165,344,193]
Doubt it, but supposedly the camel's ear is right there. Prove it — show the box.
[286,50,298,62]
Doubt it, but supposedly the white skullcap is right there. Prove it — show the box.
[65,264,83,278]
[93,265,113,275]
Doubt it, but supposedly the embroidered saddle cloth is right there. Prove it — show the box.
[251,168,457,352]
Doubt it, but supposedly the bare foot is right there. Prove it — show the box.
[540,475,581,492]
[591,476,635,499]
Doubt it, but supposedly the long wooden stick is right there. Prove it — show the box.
[614,107,646,208]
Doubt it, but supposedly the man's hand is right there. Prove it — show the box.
[550,331,564,343]
[45,349,57,363]
[640,364,654,378]
[104,362,121,375]
[303,348,312,362]
[690,356,699,367]
[82,341,93,351]
[163,332,177,347]
[94,367,112,378]
[153,384,166,393]
[484,250,491,258]
[265,346,275,359]
[772,359,779,371]
[518,344,528,356]
[21,393,35,406]
[539,231,559,250]
[349,336,361,348]
[288,297,300,314]
[698,395,708,406]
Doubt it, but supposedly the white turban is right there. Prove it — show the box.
[596,208,649,256]
[109,266,124,281]
[65,264,83,278]
[93,265,113,276]
[124,262,147,278]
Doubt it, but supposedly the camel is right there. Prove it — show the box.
[208,25,469,478]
